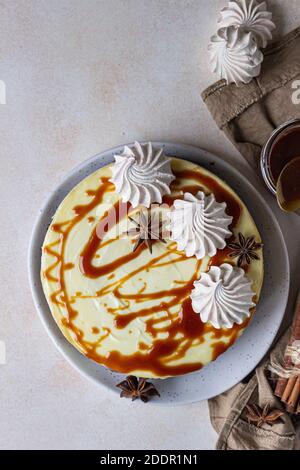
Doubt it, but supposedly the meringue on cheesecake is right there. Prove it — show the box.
[41,143,264,379]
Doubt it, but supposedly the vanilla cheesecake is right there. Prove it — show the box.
[41,144,263,379]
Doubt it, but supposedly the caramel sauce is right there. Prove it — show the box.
[43,167,246,377]
[276,156,300,212]
[64,263,75,270]
[113,271,201,329]
[79,201,131,278]
[211,342,228,361]
[269,126,300,183]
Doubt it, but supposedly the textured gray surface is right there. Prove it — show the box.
[1,0,300,451]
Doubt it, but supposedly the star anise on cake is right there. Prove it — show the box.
[245,404,284,427]
[116,376,160,403]
[228,233,263,267]
[126,209,166,254]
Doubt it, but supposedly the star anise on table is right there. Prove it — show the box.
[245,404,284,427]
[116,376,160,403]
[126,209,166,254]
[228,233,263,267]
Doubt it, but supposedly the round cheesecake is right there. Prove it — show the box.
[41,157,264,379]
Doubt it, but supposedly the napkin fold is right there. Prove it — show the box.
[202,26,300,451]
[209,330,300,450]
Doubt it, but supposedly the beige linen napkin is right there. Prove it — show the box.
[202,27,300,450]
[209,330,299,450]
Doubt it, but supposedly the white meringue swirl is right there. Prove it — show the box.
[218,0,275,48]
[110,142,175,208]
[191,263,255,330]
[168,192,233,259]
[209,26,263,85]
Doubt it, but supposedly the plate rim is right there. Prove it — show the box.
[28,141,290,406]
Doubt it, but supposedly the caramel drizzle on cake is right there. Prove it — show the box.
[42,169,250,377]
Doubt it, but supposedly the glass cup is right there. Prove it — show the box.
[261,118,300,196]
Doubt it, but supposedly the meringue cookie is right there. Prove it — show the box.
[191,263,255,329]
[209,26,263,85]
[110,142,175,208]
[218,0,275,48]
[168,192,232,259]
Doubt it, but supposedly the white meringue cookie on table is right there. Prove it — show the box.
[218,0,275,48]
[209,26,263,85]
[190,263,255,330]
[110,142,175,208]
[167,191,233,260]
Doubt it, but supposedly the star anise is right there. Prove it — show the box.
[228,233,263,267]
[245,404,284,427]
[126,209,166,254]
[116,376,160,403]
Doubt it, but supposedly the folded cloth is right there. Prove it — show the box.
[209,330,300,450]
[202,27,300,451]
[202,26,300,172]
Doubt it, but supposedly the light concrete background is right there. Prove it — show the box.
[1,0,300,450]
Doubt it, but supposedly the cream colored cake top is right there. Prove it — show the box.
[41,157,263,379]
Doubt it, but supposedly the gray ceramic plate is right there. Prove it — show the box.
[28,143,290,405]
